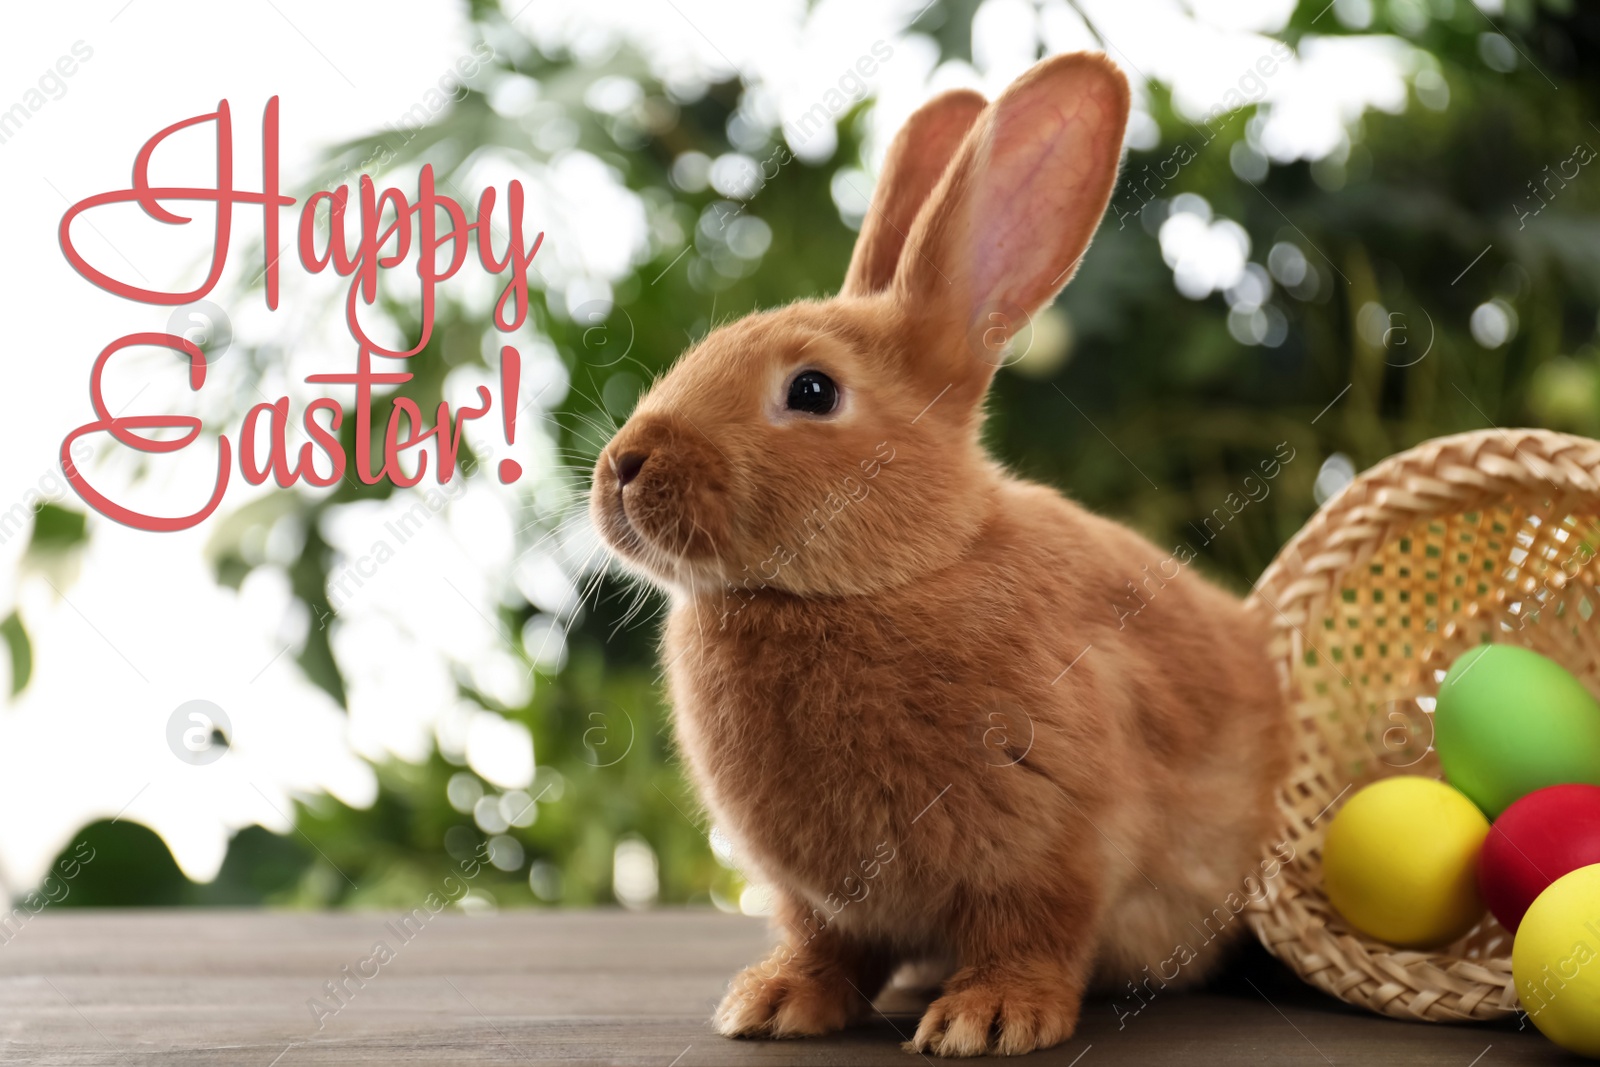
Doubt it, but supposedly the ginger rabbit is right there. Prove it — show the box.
[590,51,1289,1057]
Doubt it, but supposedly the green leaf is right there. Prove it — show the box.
[0,612,30,696]
[27,504,87,553]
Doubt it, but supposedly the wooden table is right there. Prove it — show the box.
[0,910,1566,1064]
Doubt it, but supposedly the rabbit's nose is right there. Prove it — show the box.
[614,450,649,487]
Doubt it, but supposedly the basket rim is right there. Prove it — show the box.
[1242,427,1600,1023]
[1251,428,1600,631]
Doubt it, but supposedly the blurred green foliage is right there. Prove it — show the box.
[28,0,1600,908]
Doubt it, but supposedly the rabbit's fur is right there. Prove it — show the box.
[590,52,1289,1057]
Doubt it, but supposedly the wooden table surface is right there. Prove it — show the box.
[0,910,1569,1065]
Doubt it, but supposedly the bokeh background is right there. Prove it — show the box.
[3,0,1598,916]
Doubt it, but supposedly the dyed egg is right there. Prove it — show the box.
[1323,776,1489,948]
[1435,645,1600,818]
[1481,784,1600,932]
[1513,863,1600,1057]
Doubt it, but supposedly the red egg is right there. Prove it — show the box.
[1478,783,1600,932]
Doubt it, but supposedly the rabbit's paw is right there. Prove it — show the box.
[714,963,857,1039]
[907,971,1079,1057]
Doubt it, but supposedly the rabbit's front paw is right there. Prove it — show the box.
[907,967,1080,1057]
[714,963,857,1039]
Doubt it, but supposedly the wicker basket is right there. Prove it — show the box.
[1243,428,1600,1022]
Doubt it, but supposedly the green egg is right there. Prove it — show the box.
[1435,645,1600,818]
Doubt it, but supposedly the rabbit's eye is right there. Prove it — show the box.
[786,370,838,415]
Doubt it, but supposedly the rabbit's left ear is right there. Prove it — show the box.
[840,89,987,297]
[892,53,1128,384]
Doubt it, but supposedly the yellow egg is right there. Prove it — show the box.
[1514,864,1600,1058]
[1322,776,1489,948]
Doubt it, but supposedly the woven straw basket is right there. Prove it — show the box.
[1243,428,1600,1022]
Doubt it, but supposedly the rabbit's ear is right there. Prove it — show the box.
[892,54,1128,386]
[840,89,987,297]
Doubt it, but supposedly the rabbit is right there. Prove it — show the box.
[588,51,1290,1057]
